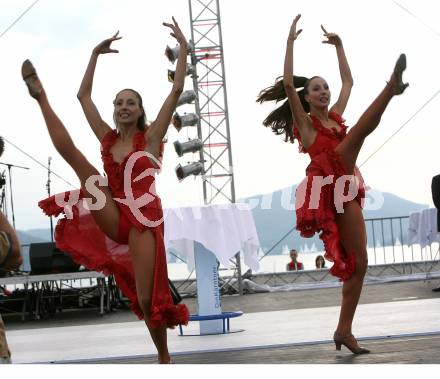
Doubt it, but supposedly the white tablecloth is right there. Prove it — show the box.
[164,203,261,272]
[407,208,440,248]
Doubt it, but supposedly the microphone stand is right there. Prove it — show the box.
[0,161,29,229]
[46,157,54,242]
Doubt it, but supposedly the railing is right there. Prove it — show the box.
[255,215,439,268]
[365,216,437,265]
[4,215,439,299]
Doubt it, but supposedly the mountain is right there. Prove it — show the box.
[16,229,52,245]
[240,185,428,254]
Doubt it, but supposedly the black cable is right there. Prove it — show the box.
[2,136,76,188]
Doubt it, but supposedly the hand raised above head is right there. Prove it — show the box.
[93,31,122,55]
[163,17,187,46]
[321,25,342,46]
[288,14,303,42]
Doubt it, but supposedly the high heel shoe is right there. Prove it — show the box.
[389,53,409,95]
[333,332,370,355]
[21,59,43,100]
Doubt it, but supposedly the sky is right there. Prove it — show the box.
[0,0,439,231]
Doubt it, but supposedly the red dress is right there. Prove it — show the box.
[38,130,189,328]
[293,112,366,281]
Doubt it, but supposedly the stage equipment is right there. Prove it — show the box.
[29,242,80,275]
[175,162,203,181]
[172,112,199,131]
[174,139,203,157]
[168,64,196,82]
[176,90,197,107]
[165,41,194,64]
[187,0,242,293]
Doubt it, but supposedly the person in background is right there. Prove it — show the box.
[315,254,326,269]
[0,136,24,364]
[286,249,304,271]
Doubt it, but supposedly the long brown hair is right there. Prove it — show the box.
[257,76,319,143]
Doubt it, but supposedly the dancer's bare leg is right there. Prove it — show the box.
[336,54,408,173]
[334,201,368,349]
[128,228,170,364]
[22,60,120,240]
[331,55,408,352]
[23,61,169,362]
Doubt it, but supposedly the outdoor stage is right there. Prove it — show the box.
[4,279,440,364]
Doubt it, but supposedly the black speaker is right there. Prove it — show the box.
[431,175,440,232]
[29,242,80,275]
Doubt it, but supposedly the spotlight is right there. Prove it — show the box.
[172,112,199,131]
[174,139,203,157]
[176,90,197,107]
[165,41,194,64]
[175,162,204,181]
[165,45,180,64]
[168,64,196,83]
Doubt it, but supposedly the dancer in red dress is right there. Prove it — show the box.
[258,15,408,353]
[22,17,189,364]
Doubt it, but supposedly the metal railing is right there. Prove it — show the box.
[365,216,437,265]
[4,215,438,298]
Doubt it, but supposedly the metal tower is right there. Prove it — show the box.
[187,0,243,294]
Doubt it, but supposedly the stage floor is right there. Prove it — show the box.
[6,296,440,364]
[79,333,440,364]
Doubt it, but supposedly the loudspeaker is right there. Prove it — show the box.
[30,242,80,275]
[431,175,440,232]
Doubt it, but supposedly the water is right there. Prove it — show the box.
[16,243,439,282]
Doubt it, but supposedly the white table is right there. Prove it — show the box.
[164,203,261,272]
[164,203,261,334]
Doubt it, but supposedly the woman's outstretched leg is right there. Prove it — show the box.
[22,60,120,241]
[128,228,170,364]
[334,200,369,353]
[336,54,409,174]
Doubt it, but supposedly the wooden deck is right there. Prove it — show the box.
[74,332,440,364]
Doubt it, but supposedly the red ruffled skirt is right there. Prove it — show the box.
[295,150,365,281]
[38,190,189,328]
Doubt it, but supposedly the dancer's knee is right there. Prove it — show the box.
[138,295,152,319]
[355,252,368,277]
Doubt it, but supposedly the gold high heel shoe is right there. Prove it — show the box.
[21,59,43,100]
[390,53,409,95]
[333,332,370,355]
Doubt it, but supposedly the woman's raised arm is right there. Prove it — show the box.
[77,32,122,142]
[321,25,353,116]
[147,17,187,154]
[283,15,312,135]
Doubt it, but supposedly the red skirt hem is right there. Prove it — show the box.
[38,191,189,329]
